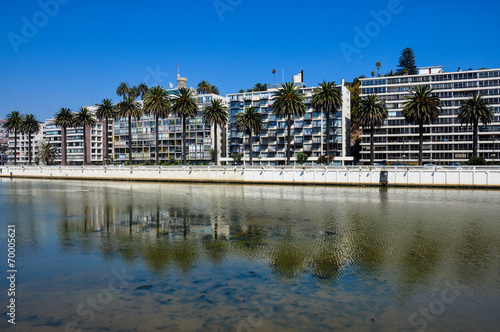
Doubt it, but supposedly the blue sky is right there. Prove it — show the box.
[1,0,499,121]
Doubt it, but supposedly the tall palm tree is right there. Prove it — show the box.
[357,95,387,165]
[203,99,228,165]
[74,107,96,165]
[402,85,442,165]
[137,82,149,99]
[312,81,343,159]
[197,80,211,94]
[272,69,277,84]
[96,99,116,165]
[37,142,59,165]
[116,82,130,101]
[143,86,171,165]
[272,82,306,165]
[54,107,74,166]
[117,96,143,165]
[3,111,23,165]
[457,93,493,158]
[20,114,40,165]
[235,107,263,165]
[376,61,381,76]
[171,87,198,165]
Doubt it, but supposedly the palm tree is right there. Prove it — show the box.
[203,99,228,165]
[209,85,220,95]
[37,142,59,165]
[96,99,116,165]
[312,81,343,159]
[74,107,96,165]
[197,80,211,94]
[402,85,442,165]
[371,71,375,77]
[116,82,130,101]
[137,82,149,99]
[272,82,306,165]
[357,95,387,164]
[3,111,23,165]
[117,95,143,165]
[376,61,381,76]
[20,114,41,165]
[235,107,263,165]
[143,86,171,165]
[272,69,277,84]
[171,87,198,165]
[253,83,267,92]
[457,93,493,158]
[54,107,74,166]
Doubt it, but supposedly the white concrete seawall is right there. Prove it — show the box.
[2,165,500,188]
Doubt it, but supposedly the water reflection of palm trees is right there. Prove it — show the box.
[47,182,499,291]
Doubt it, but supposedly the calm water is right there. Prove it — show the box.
[0,179,499,332]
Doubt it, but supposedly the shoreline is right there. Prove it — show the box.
[2,165,500,189]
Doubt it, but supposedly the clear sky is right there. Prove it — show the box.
[1,0,499,121]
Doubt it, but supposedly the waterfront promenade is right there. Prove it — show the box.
[1,165,500,188]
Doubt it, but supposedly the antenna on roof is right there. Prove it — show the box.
[178,63,180,76]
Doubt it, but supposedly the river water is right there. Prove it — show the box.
[0,179,499,331]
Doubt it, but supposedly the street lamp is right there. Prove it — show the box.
[402,154,407,165]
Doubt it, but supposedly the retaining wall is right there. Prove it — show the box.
[2,165,500,188]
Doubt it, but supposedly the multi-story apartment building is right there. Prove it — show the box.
[0,119,8,165]
[225,74,352,165]
[7,126,45,164]
[113,75,227,164]
[43,110,111,165]
[359,66,500,165]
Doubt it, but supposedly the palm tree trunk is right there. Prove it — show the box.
[155,114,159,165]
[61,126,67,166]
[183,116,187,165]
[419,123,424,165]
[370,125,375,165]
[14,128,18,165]
[28,132,32,165]
[473,121,478,158]
[104,117,109,164]
[82,125,87,165]
[249,129,253,165]
[287,114,291,165]
[214,124,218,166]
[128,115,133,166]
[326,110,330,159]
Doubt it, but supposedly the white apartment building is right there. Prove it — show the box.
[225,74,352,165]
[359,66,500,165]
[7,126,45,164]
[113,75,227,164]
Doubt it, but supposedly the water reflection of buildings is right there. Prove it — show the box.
[6,180,498,291]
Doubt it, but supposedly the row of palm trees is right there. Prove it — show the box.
[196,81,219,95]
[357,85,494,165]
[108,85,230,166]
